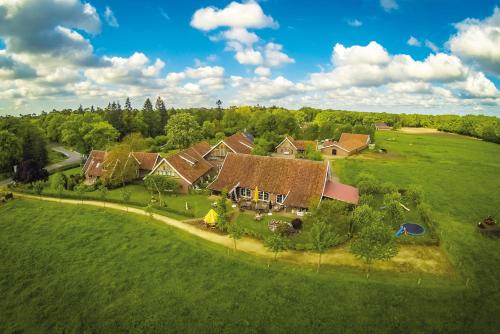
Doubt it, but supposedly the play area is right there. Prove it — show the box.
[396,223,425,237]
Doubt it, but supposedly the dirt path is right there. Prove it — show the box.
[12,193,453,275]
[398,127,440,134]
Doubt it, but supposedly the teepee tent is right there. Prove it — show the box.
[204,209,218,225]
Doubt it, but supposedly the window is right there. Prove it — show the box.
[276,194,286,204]
[159,168,175,177]
[239,188,251,198]
[258,191,269,201]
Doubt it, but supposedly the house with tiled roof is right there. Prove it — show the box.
[375,122,392,131]
[148,144,215,193]
[82,150,160,184]
[203,132,254,168]
[319,133,370,157]
[275,136,317,157]
[208,153,359,213]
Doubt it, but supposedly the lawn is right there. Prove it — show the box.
[334,131,500,289]
[47,149,66,164]
[43,169,213,219]
[0,199,494,333]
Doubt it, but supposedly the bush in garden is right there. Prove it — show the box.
[357,172,380,195]
[383,192,405,226]
[380,182,398,194]
[417,203,432,226]
[291,218,303,230]
[406,184,425,205]
[359,194,375,208]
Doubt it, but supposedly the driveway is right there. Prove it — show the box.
[0,145,82,186]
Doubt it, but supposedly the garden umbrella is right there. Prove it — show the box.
[204,209,218,225]
[254,186,259,203]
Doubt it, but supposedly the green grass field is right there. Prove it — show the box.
[335,131,500,289]
[1,131,499,333]
[0,199,492,333]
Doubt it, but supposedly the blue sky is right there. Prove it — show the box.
[0,0,499,115]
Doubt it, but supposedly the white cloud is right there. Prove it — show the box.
[380,0,398,12]
[0,50,37,79]
[85,52,165,85]
[233,76,308,102]
[0,0,102,66]
[347,19,362,27]
[221,28,259,45]
[104,6,119,28]
[264,43,295,67]
[453,71,498,98]
[159,8,170,21]
[448,7,500,76]
[235,49,263,65]
[254,66,270,77]
[190,0,277,31]
[332,41,390,66]
[425,40,439,53]
[407,36,421,47]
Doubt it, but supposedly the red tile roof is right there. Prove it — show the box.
[322,133,370,152]
[223,132,254,154]
[159,146,214,184]
[130,152,159,171]
[322,180,359,204]
[209,153,328,208]
[83,150,107,177]
[191,141,212,156]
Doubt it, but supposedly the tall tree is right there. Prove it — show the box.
[0,130,22,172]
[265,234,289,261]
[140,98,162,137]
[165,113,202,149]
[104,101,125,136]
[155,96,168,130]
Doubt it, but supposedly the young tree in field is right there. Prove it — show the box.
[309,222,341,272]
[228,221,245,250]
[121,188,132,212]
[350,204,382,235]
[145,203,154,220]
[101,144,138,187]
[98,185,108,207]
[32,180,45,199]
[56,184,64,202]
[144,175,178,206]
[74,184,85,205]
[215,191,229,232]
[265,233,289,261]
[122,132,148,152]
[51,172,67,191]
[165,113,203,149]
[350,221,398,275]
[383,192,405,226]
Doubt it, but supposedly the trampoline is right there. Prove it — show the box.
[395,223,425,236]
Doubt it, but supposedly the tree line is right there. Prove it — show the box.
[1,99,499,181]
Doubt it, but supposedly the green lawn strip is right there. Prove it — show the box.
[47,149,66,164]
[1,199,487,333]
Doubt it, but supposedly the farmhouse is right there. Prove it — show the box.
[375,122,392,131]
[203,132,254,168]
[82,150,160,184]
[148,143,215,193]
[208,153,359,213]
[319,133,370,157]
[275,136,317,157]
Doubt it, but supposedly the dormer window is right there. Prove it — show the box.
[276,194,286,204]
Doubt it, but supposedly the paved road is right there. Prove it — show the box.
[0,145,82,186]
[46,144,83,172]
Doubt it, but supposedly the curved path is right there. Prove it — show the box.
[12,193,453,275]
[0,145,82,186]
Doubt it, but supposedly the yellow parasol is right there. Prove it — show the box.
[253,186,259,203]
[204,209,218,225]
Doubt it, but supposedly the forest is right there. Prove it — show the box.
[1,97,499,181]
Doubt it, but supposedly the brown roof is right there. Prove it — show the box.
[323,133,370,152]
[223,132,254,154]
[191,141,212,156]
[158,147,214,184]
[286,136,317,150]
[209,153,328,208]
[83,150,107,177]
[323,180,359,205]
[130,152,159,171]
